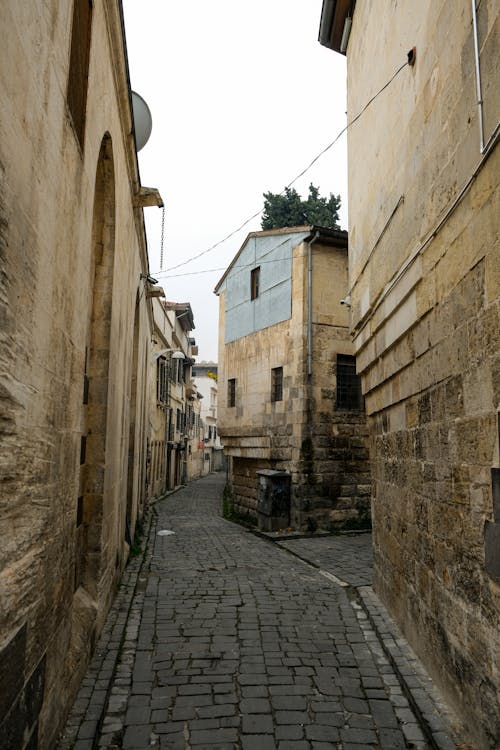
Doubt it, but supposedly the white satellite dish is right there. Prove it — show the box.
[132,91,152,151]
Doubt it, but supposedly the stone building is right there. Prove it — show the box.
[0,2,160,748]
[191,362,224,473]
[215,226,371,530]
[319,1,499,747]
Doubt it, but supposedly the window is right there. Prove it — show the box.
[169,358,183,384]
[167,408,175,441]
[67,0,93,149]
[157,357,168,404]
[228,378,236,407]
[250,267,260,300]
[271,367,283,402]
[336,354,363,410]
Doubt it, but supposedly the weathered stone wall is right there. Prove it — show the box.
[232,457,273,517]
[345,0,499,745]
[297,410,371,531]
[0,2,152,748]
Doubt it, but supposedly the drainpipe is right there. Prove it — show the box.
[471,0,485,153]
[307,232,320,377]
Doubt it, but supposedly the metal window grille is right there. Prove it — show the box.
[168,408,175,441]
[336,354,363,410]
[271,367,283,402]
[251,267,260,300]
[228,378,236,407]
[157,357,169,404]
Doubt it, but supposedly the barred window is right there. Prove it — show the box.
[228,378,236,407]
[157,357,169,404]
[336,354,363,410]
[176,408,183,432]
[271,367,283,402]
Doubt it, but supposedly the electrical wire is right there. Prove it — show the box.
[155,238,331,279]
[155,58,409,277]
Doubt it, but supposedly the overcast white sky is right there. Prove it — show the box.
[123,0,348,362]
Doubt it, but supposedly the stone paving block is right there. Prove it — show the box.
[275,710,310,725]
[368,698,399,728]
[124,706,151,725]
[401,721,427,743]
[342,696,369,713]
[189,727,238,744]
[275,725,305,740]
[175,694,213,708]
[269,684,311,696]
[271,695,307,711]
[378,727,407,749]
[159,733,184,749]
[340,727,378,744]
[240,697,272,713]
[122,725,153,749]
[242,713,275,734]
[197,703,235,718]
[241,735,276,750]
[170,705,196,721]
[316,712,345,728]
[305,724,340,742]
[154,721,185,734]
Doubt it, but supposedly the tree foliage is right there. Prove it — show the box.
[261,184,341,230]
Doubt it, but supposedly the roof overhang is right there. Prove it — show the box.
[214,225,312,295]
[213,225,348,295]
[163,301,195,331]
[318,0,354,54]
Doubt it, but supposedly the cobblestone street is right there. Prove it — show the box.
[60,474,461,750]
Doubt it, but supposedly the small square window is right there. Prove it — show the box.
[271,367,283,402]
[251,267,260,300]
[228,378,236,407]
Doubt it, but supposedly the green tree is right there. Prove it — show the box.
[261,183,341,230]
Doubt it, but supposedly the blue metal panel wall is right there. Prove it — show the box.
[222,231,309,343]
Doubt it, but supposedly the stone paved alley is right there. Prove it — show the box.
[59,474,462,750]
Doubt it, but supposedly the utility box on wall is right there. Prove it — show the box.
[256,470,291,531]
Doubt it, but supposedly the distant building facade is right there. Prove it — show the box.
[192,362,224,473]
[215,226,371,530]
[0,2,159,748]
[150,300,202,497]
[319,1,499,747]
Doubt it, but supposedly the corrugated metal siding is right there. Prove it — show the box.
[223,232,309,343]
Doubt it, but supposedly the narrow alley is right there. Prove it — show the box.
[59,474,460,750]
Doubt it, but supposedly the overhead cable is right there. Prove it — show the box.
[156,58,409,276]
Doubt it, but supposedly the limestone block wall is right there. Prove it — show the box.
[344,0,499,745]
[0,2,152,748]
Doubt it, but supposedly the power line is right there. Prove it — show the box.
[155,239,330,280]
[155,58,409,276]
